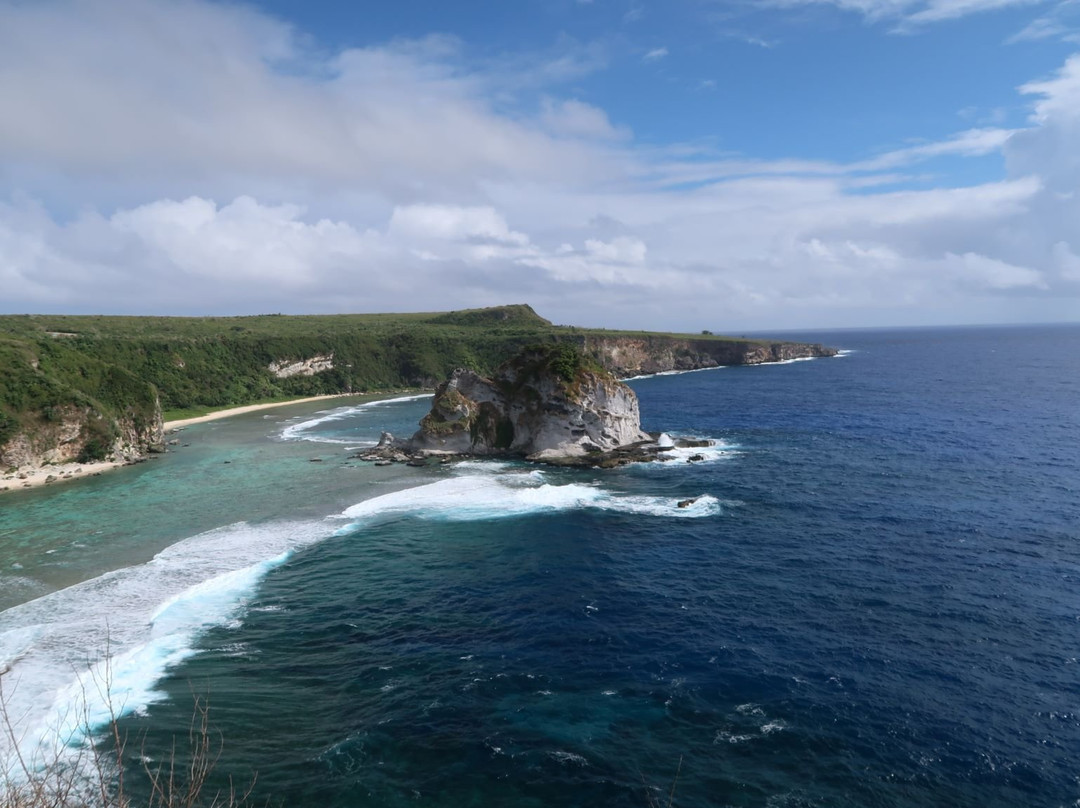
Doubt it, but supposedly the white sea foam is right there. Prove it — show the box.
[645,437,738,467]
[338,473,721,526]
[714,730,755,745]
[622,365,726,382]
[0,575,47,604]
[0,520,328,772]
[0,457,718,777]
[279,394,432,445]
[751,356,818,366]
[548,750,588,766]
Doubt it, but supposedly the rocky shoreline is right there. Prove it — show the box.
[352,345,722,470]
[353,430,720,470]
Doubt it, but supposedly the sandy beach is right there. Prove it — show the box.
[1,459,129,493]
[0,392,424,494]
[164,393,358,429]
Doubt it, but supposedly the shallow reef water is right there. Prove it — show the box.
[2,325,1079,807]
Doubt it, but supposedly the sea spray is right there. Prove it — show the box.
[338,470,721,527]
[1,468,716,773]
[0,521,326,771]
[280,394,433,445]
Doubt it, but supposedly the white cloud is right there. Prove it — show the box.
[940,251,1046,289]
[389,205,529,246]
[540,99,630,140]
[1007,55,1080,190]
[1,0,1079,329]
[769,0,1049,26]
[643,47,669,62]
[0,0,619,201]
[1052,241,1080,280]
[855,128,1015,170]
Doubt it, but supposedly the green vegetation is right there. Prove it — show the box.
[497,344,610,405]
[0,334,160,462]
[548,343,584,383]
[0,304,822,464]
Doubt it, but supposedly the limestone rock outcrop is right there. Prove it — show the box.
[0,401,164,472]
[268,354,335,379]
[580,335,837,377]
[410,346,651,461]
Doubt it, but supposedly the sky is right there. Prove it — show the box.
[1,0,1079,331]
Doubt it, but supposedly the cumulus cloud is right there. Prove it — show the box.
[1,0,1079,329]
[0,0,621,202]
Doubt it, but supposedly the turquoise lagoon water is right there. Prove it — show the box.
[2,327,1079,807]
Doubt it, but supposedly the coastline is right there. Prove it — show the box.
[164,393,363,429]
[1,392,421,495]
[1,459,129,493]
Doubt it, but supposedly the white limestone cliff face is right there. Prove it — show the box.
[580,335,837,377]
[410,348,650,460]
[0,401,164,472]
[268,354,335,379]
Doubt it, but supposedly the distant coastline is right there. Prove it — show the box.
[1,391,419,494]
[164,393,363,429]
[0,305,835,483]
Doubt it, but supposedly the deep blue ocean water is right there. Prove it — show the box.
[3,325,1079,807]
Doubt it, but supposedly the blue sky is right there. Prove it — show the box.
[258,0,1068,172]
[1,0,1078,330]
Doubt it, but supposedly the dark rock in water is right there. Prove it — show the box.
[310,458,323,462]
[677,497,699,508]
[688,454,705,463]
[675,438,714,449]
[373,459,392,467]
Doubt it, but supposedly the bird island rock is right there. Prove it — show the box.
[409,345,653,463]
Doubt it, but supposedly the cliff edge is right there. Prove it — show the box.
[410,345,651,461]
[0,338,164,483]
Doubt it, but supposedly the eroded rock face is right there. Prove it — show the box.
[581,335,837,377]
[410,347,651,460]
[0,400,164,472]
[268,354,335,379]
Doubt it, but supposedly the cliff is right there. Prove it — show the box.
[411,345,650,460]
[578,334,836,377]
[0,306,836,476]
[0,338,163,475]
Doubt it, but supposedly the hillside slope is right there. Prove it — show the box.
[0,305,835,473]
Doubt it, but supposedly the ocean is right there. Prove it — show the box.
[1,324,1078,807]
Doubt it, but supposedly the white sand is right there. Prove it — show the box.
[2,392,422,494]
[1,460,126,493]
[164,393,357,429]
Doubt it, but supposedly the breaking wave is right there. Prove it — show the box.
[338,469,721,527]
[279,394,432,445]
